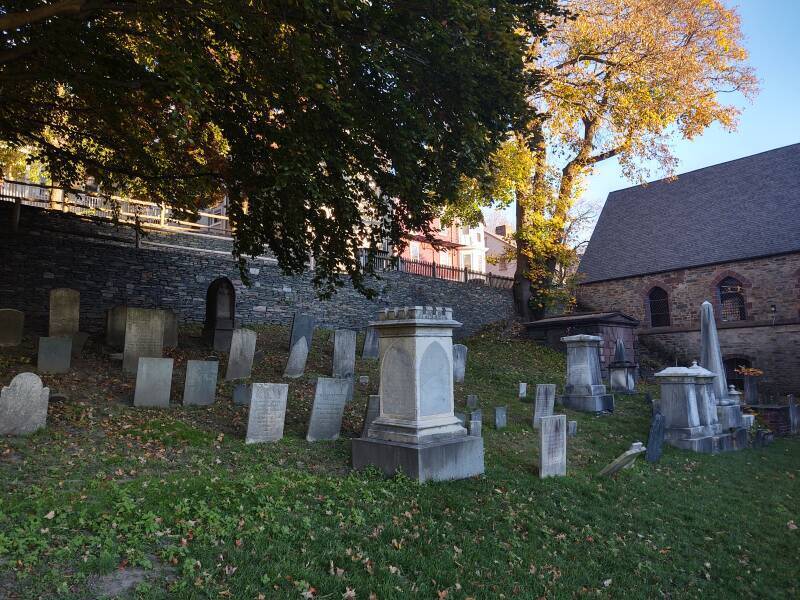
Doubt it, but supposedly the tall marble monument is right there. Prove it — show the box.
[557,335,614,412]
[699,301,743,429]
[352,306,484,482]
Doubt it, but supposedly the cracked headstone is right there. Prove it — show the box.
[599,442,646,477]
[0,373,49,435]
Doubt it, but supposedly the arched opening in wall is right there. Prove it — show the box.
[723,356,751,393]
[204,277,236,350]
[647,287,670,327]
[718,276,746,322]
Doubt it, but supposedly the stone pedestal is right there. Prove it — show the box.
[351,306,484,482]
[718,385,744,430]
[557,335,614,412]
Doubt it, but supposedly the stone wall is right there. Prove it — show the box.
[0,205,515,338]
[577,254,800,394]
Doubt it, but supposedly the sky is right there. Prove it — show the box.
[489,0,800,240]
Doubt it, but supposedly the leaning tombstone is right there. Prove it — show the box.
[106,306,128,349]
[533,384,556,429]
[225,329,257,381]
[162,309,179,348]
[0,373,49,435]
[494,406,507,430]
[49,288,80,337]
[332,329,357,379]
[361,395,380,438]
[518,382,528,402]
[204,277,237,351]
[233,383,253,407]
[539,414,567,478]
[182,360,219,406]
[288,312,316,352]
[245,383,289,444]
[645,414,665,463]
[466,394,478,410]
[37,336,72,374]
[599,442,646,477]
[452,344,468,383]
[306,377,351,441]
[71,332,89,358]
[362,326,379,359]
[284,313,315,378]
[133,357,174,407]
[122,308,165,375]
[0,309,24,347]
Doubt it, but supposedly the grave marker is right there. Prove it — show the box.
[183,360,219,406]
[533,384,556,429]
[306,377,351,441]
[106,306,128,349]
[361,395,380,438]
[518,382,528,402]
[494,406,507,430]
[567,420,578,437]
[245,383,289,443]
[122,308,165,374]
[645,414,665,463]
[133,357,174,407]
[225,329,257,381]
[71,332,89,358]
[0,373,49,435]
[452,344,468,383]
[362,326,379,359]
[332,329,357,379]
[0,309,24,347]
[539,414,566,478]
[233,383,253,406]
[599,442,646,477]
[284,313,315,378]
[466,394,478,410]
[162,309,178,348]
[49,288,80,337]
[37,336,72,373]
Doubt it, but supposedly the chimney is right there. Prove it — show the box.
[495,225,506,236]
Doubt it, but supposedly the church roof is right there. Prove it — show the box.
[578,143,800,284]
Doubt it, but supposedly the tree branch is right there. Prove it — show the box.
[0,0,89,30]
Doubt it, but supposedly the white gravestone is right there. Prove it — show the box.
[494,406,508,429]
[122,308,165,374]
[539,414,567,478]
[225,329,257,381]
[452,344,468,383]
[598,442,646,477]
[518,382,528,401]
[37,336,72,374]
[0,373,49,435]
[49,288,80,337]
[183,360,219,406]
[246,383,289,443]
[306,377,351,441]
[332,329,357,379]
[133,357,174,407]
[533,384,556,429]
[0,309,24,347]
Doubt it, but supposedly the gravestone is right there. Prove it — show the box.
[182,360,219,406]
[225,329,257,381]
[466,394,478,410]
[452,344,468,383]
[288,312,315,352]
[162,310,178,348]
[0,373,49,435]
[539,414,566,478]
[0,309,24,347]
[306,377,351,441]
[122,308,165,374]
[133,357,174,407]
[71,332,89,358]
[37,336,72,373]
[519,382,528,402]
[558,335,614,412]
[645,413,665,463]
[470,408,482,423]
[106,306,128,349]
[245,383,289,444]
[567,420,577,437]
[358,375,370,387]
[361,395,380,437]
[494,406,507,430]
[609,338,637,394]
[284,313,315,378]
[49,288,80,337]
[533,384,556,429]
[742,413,755,429]
[599,442,646,477]
[362,326,379,359]
[233,383,253,406]
[204,277,237,351]
[468,416,482,437]
[332,329,357,379]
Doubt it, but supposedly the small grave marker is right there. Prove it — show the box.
[0,309,24,347]
[233,383,253,406]
[0,373,49,435]
[133,357,174,407]
[519,382,528,401]
[362,326,379,359]
[494,406,507,430]
[533,384,556,429]
[37,336,72,374]
[225,329,257,381]
[466,394,478,410]
[539,414,566,478]
[306,377,351,441]
[183,360,219,406]
[645,413,665,463]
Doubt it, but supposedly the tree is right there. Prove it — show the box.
[0,0,560,295]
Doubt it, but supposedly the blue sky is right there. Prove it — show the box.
[491,0,800,237]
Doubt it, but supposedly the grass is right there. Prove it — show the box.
[0,323,798,599]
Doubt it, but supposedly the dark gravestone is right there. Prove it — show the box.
[106,306,127,349]
[183,360,219,406]
[233,383,253,406]
[306,377,351,441]
[362,326,379,359]
[466,394,478,410]
[361,394,380,437]
[0,309,24,347]
[288,313,315,352]
[284,313,315,378]
[204,277,237,351]
[38,336,72,373]
[645,413,665,463]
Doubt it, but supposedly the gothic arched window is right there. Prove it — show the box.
[648,287,671,327]
[718,276,746,321]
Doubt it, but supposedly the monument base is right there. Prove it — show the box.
[558,393,615,413]
[717,405,743,429]
[667,427,748,454]
[352,435,484,482]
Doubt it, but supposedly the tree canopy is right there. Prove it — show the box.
[0,0,559,294]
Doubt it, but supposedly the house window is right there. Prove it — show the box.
[462,253,472,270]
[439,250,451,266]
[718,276,746,321]
[410,242,420,261]
[647,287,670,327]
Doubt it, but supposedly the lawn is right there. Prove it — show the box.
[0,324,798,599]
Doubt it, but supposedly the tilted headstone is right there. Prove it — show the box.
[106,306,128,349]
[306,377,351,441]
[452,344,468,383]
[162,309,178,348]
[233,383,253,406]
[133,357,174,407]
[599,442,646,477]
[0,373,49,435]
[288,312,316,352]
[71,332,89,358]
[37,336,72,374]
[284,313,315,378]
[539,414,566,478]
[204,277,237,351]
[225,329,257,381]
[0,309,24,347]
[245,383,289,444]
[518,382,528,402]
[466,394,478,410]
[567,420,578,437]
[645,413,665,463]
[49,288,80,337]
[362,326,379,359]
[494,406,507,430]
[182,360,219,406]
[122,308,165,374]
[332,329,357,379]
[533,384,556,429]
[361,394,380,438]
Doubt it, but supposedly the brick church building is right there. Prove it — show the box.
[576,143,800,395]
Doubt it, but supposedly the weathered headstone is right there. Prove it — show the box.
[645,413,665,463]
[567,420,578,437]
[533,384,556,429]
[468,416,482,437]
[558,335,614,412]
[133,357,174,407]
[122,308,165,374]
[361,394,380,438]
[519,382,528,402]
[37,336,72,373]
[452,344,468,383]
[233,383,253,406]
[204,277,237,351]
[106,306,128,349]
[306,377,351,441]
[71,332,89,358]
[245,383,289,444]
[0,373,49,435]
[470,408,482,423]
[362,326,379,359]
[225,329,257,381]
[599,442,646,476]
[162,309,178,348]
[182,360,219,406]
[609,338,637,394]
[288,312,315,352]
[494,406,507,429]
[332,329,357,379]
[0,309,24,347]
[539,414,566,478]
[49,288,80,337]
[284,313,315,378]
[466,394,478,410]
